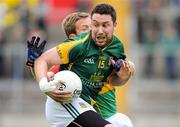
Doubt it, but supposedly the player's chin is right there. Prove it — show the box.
[95,41,106,48]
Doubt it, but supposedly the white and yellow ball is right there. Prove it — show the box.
[54,70,82,98]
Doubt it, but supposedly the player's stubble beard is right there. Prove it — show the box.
[93,33,113,49]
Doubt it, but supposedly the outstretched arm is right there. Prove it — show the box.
[34,46,72,103]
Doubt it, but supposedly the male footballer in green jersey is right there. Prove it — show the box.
[33,4,134,127]
[28,12,114,127]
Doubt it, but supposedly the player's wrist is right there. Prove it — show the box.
[26,60,34,67]
[39,77,57,92]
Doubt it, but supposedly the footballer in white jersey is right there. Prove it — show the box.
[46,96,95,127]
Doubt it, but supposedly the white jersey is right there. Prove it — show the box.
[45,96,95,127]
[46,96,134,127]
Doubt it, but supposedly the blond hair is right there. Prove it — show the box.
[62,12,90,37]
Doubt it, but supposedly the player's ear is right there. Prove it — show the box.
[68,33,76,39]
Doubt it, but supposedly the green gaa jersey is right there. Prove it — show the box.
[56,32,126,118]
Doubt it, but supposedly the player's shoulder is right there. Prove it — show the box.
[57,32,90,48]
[62,32,90,47]
[113,35,123,45]
[110,35,124,50]
[109,35,126,59]
[72,32,90,41]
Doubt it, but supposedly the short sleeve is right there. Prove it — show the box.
[56,34,89,64]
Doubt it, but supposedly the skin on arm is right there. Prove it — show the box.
[34,47,60,81]
[108,59,135,86]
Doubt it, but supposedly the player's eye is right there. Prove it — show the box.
[92,23,99,27]
[103,23,109,28]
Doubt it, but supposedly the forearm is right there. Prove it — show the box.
[34,47,61,81]
[34,57,49,81]
[108,71,131,86]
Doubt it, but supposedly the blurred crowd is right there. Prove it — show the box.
[0,0,48,79]
[0,0,91,79]
[0,0,180,81]
[133,0,180,80]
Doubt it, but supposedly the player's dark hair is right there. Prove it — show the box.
[91,3,116,23]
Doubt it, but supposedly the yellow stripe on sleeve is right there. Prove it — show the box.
[56,34,89,64]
